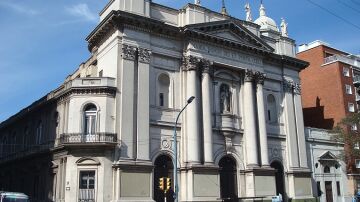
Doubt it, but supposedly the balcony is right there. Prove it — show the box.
[58,133,118,147]
[354,76,360,88]
[324,54,360,68]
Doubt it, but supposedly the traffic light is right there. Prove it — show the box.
[165,177,171,192]
[159,177,164,191]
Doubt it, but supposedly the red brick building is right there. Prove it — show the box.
[297,40,360,193]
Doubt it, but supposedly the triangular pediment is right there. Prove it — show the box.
[319,151,337,161]
[184,20,274,52]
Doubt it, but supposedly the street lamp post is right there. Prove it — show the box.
[173,96,195,202]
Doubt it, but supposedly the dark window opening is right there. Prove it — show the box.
[324,165,330,173]
[337,181,341,196]
[317,181,322,196]
[219,156,237,201]
[159,93,164,107]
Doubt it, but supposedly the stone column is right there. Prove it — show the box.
[201,59,214,164]
[184,56,201,164]
[115,168,121,200]
[255,72,270,167]
[283,79,300,168]
[137,47,151,160]
[243,70,259,167]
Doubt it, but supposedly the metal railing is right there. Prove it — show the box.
[78,189,95,202]
[59,133,117,144]
[324,54,360,68]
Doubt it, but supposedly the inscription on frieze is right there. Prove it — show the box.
[190,42,263,66]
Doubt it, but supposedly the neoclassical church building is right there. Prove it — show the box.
[0,0,316,201]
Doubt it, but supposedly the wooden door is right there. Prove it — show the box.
[325,181,333,202]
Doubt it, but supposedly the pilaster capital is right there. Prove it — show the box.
[182,55,201,71]
[138,48,151,64]
[283,79,301,94]
[254,71,266,85]
[121,44,137,61]
[201,59,213,75]
[244,70,255,82]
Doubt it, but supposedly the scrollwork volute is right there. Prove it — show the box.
[244,70,255,82]
[121,44,137,61]
[182,55,201,71]
[201,59,213,76]
[138,48,151,64]
[283,79,301,94]
[254,71,266,85]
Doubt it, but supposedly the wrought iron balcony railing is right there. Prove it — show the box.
[59,133,117,145]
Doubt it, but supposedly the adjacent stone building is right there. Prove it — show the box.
[0,0,316,201]
[297,40,360,200]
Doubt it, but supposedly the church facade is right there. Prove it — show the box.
[0,0,317,201]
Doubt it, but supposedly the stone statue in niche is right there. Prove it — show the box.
[220,84,231,113]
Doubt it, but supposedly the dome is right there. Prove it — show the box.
[254,4,279,32]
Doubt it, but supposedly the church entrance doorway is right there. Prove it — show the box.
[219,156,237,202]
[270,161,285,198]
[153,155,174,202]
[325,181,333,202]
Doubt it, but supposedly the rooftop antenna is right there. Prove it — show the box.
[221,0,228,15]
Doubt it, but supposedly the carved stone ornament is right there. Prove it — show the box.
[283,79,294,93]
[182,55,201,71]
[121,44,137,60]
[294,83,301,94]
[244,70,255,82]
[255,71,266,85]
[201,59,213,75]
[138,48,151,64]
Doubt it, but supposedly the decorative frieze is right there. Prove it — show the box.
[182,55,201,71]
[121,44,137,61]
[138,48,151,64]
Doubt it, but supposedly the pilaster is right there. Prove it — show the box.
[201,59,214,164]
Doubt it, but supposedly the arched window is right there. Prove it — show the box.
[220,84,231,113]
[36,121,43,144]
[267,94,277,123]
[83,104,97,135]
[324,165,330,173]
[157,73,170,108]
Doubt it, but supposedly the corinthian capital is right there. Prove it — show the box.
[201,59,213,75]
[294,83,301,95]
[254,71,266,85]
[182,55,201,71]
[121,44,137,60]
[138,48,151,64]
[244,70,255,82]
[283,79,294,93]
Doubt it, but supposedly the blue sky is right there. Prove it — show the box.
[0,0,359,122]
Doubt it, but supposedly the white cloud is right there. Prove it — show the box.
[0,2,39,15]
[66,4,98,23]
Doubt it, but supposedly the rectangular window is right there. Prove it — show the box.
[355,142,360,150]
[343,67,350,77]
[336,181,341,195]
[317,181,322,197]
[99,70,103,77]
[356,160,360,168]
[159,93,164,107]
[349,103,355,112]
[346,85,352,94]
[357,180,360,193]
[79,171,95,201]
[79,171,95,189]
[352,124,358,131]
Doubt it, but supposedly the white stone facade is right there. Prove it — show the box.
[0,1,319,202]
[305,127,351,202]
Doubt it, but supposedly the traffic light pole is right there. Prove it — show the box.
[173,96,195,202]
